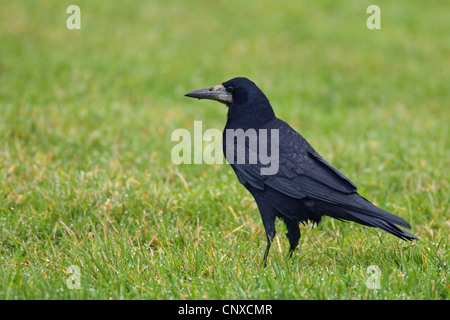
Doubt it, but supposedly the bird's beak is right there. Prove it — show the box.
[185,84,232,105]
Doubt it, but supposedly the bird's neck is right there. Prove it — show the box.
[226,102,276,130]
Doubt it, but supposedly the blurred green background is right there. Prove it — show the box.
[0,0,448,299]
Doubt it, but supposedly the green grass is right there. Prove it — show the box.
[0,0,448,299]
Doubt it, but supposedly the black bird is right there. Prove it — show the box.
[185,77,418,265]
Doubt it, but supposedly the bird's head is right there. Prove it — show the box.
[185,77,275,126]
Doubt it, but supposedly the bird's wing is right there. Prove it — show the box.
[227,120,414,230]
[230,118,358,200]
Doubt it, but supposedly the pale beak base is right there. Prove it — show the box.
[185,84,232,105]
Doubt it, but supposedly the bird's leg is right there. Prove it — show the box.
[262,231,275,268]
[256,204,277,267]
[285,220,300,259]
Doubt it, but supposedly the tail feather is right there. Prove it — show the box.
[315,191,414,230]
[355,196,413,230]
[352,212,418,241]
[328,207,419,241]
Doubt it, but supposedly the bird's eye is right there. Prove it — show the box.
[226,86,234,93]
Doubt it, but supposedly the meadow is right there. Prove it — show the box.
[0,1,448,299]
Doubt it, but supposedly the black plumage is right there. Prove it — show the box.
[185,77,418,265]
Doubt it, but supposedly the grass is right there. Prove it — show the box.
[0,0,448,299]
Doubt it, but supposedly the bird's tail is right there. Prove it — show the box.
[340,208,418,241]
[326,198,419,241]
